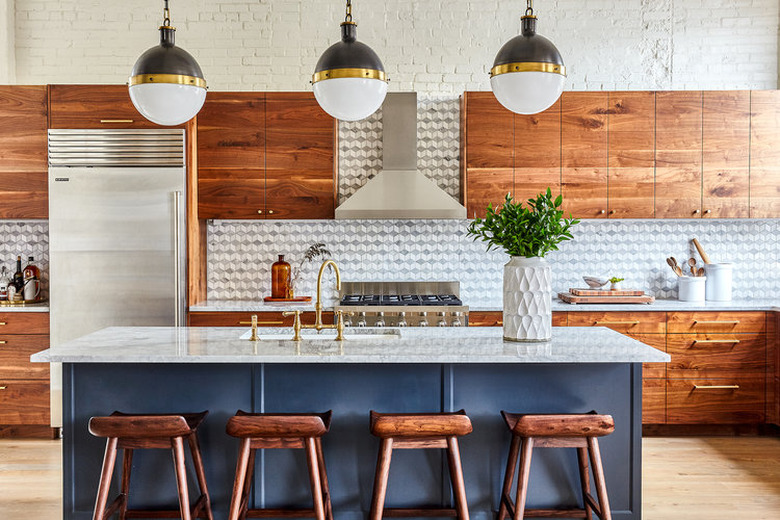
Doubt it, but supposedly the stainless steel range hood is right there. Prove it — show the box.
[335,92,467,219]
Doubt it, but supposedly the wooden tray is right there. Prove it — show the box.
[569,288,645,296]
[263,296,312,303]
[558,292,655,304]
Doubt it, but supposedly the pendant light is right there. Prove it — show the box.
[128,0,207,126]
[312,0,388,121]
[490,0,566,115]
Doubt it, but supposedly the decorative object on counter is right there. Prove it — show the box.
[607,277,624,291]
[312,0,388,121]
[687,258,698,276]
[128,0,207,126]
[558,291,654,304]
[569,288,645,297]
[271,255,292,299]
[467,189,578,342]
[704,263,733,301]
[0,266,7,301]
[582,276,608,288]
[23,256,41,302]
[666,257,683,277]
[678,275,706,302]
[490,0,566,115]
[289,242,332,299]
[692,237,712,264]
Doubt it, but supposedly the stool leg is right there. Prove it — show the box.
[188,433,214,520]
[240,448,256,520]
[576,448,593,520]
[369,437,394,520]
[304,437,326,520]
[119,448,133,520]
[446,436,470,520]
[587,438,612,520]
[93,437,118,520]
[315,437,334,520]
[172,436,193,520]
[497,435,521,520]
[513,438,534,520]
[228,439,252,520]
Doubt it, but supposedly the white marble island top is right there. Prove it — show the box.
[31,326,669,364]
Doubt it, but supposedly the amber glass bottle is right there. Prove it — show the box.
[271,255,292,299]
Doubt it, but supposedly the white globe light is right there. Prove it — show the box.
[313,77,388,122]
[490,71,566,115]
[129,83,207,126]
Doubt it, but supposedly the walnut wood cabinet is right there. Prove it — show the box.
[0,86,48,219]
[197,92,337,219]
[749,90,780,218]
[187,311,332,328]
[467,311,567,327]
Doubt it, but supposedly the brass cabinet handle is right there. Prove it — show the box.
[693,385,739,390]
[257,210,264,214]
[239,320,284,326]
[595,321,640,325]
[693,320,739,325]
[0,341,6,344]
[692,339,740,344]
[495,321,503,326]
[100,119,134,123]
[0,386,6,390]
[693,209,701,214]
[268,210,275,214]
[704,209,712,214]
[0,322,6,326]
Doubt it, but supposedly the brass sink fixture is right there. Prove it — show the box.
[283,260,345,341]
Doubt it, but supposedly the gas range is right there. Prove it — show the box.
[334,281,469,327]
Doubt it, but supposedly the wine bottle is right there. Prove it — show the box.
[271,255,291,299]
[12,256,24,296]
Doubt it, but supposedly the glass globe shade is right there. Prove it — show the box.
[129,83,207,126]
[490,71,566,115]
[313,77,388,122]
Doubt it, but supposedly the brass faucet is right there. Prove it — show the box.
[283,260,345,341]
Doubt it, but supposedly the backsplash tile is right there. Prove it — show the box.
[207,219,779,307]
[0,221,49,298]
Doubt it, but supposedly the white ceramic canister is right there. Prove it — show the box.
[704,263,733,301]
[678,276,706,302]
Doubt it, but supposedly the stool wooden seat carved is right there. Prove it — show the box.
[87,410,213,520]
[497,412,615,520]
[368,410,473,520]
[225,410,333,520]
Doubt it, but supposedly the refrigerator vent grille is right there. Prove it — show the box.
[48,129,185,166]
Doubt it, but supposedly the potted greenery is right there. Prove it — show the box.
[467,189,579,342]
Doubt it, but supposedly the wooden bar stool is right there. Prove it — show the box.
[368,410,473,520]
[88,410,213,520]
[225,410,333,520]
[496,411,615,520]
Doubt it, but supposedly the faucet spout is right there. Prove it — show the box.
[314,260,341,330]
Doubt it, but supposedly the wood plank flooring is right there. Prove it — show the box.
[0,437,778,519]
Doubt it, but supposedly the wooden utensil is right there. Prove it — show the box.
[666,257,683,277]
[688,258,697,276]
[697,267,705,277]
[692,238,712,264]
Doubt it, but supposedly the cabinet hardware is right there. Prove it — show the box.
[599,209,605,214]
[692,339,740,344]
[609,209,616,215]
[693,209,701,214]
[704,209,711,214]
[0,386,6,390]
[268,210,275,214]
[238,320,284,326]
[100,119,134,123]
[693,320,739,325]
[495,321,503,326]
[595,321,640,325]
[0,341,6,344]
[0,322,6,326]
[693,384,739,390]
[257,210,264,214]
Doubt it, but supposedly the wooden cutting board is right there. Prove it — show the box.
[569,288,646,296]
[558,292,655,304]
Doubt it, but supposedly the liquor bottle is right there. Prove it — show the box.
[271,255,291,299]
[23,256,41,302]
[12,256,24,297]
[0,266,8,301]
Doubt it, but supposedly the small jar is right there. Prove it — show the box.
[271,255,291,299]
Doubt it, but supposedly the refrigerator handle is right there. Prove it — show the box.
[173,191,183,327]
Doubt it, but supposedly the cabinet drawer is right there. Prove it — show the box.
[643,378,665,424]
[567,312,666,334]
[0,335,50,380]
[467,311,567,327]
[0,381,50,425]
[666,378,764,424]
[187,311,326,327]
[630,333,667,379]
[667,311,766,334]
[667,334,765,378]
[0,313,49,334]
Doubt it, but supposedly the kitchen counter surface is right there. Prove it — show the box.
[0,302,49,312]
[32,325,668,364]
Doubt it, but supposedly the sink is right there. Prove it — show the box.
[239,328,401,341]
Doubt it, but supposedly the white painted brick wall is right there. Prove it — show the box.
[11,0,779,91]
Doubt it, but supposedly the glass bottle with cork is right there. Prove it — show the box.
[271,255,292,299]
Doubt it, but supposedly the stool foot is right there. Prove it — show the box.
[446,436,469,520]
[228,439,252,520]
[369,438,395,520]
[172,436,193,520]
[588,438,612,520]
[93,437,118,520]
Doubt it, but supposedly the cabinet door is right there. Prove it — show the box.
[749,90,780,217]
[561,92,608,218]
[0,86,48,219]
[198,169,265,219]
[265,93,336,219]
[655,91,703,218]
[515,100,561,205]
[607,92,655,218]
[702,91,750,218]
[49,84,179,129]
[463,93,514,218]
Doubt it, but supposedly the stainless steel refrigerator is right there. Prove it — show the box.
[48,129,187,426]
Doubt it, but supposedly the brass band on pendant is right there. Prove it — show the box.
[312,68,388,84]
[128,74,207,88]
[490,62,566,78]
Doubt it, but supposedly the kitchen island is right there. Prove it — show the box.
[33,326,668,520]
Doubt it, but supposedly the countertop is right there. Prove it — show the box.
[0,302,49,312]
[31,326,669,364]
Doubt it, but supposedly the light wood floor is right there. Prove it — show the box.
[1,437,779,519]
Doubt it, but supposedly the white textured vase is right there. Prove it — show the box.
[503,256,552,342]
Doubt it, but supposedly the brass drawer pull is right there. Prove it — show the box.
[0,386,6,390]
[100,119,134,123]
[692,339,740,344]
[0,341,6,344]
[693,384,740,390]
[0,322,6,325]
[693,320,739,325]
[239,321,284,326]
[595,321,640,325]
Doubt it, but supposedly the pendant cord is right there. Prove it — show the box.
[163,0,171,26]
[345,0,353,23]
[525,0,534,17]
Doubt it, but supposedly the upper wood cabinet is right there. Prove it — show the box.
[561,92,608,218]
[607,91,655,218]
[515,99,561,207]
[0,86,48,219]
[750,90,780,218]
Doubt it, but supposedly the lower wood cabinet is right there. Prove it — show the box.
[467,311,567,327]
[642,379,666,424]
[666,378,765,424]
[188,311,331,327]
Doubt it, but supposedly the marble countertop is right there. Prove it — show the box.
[31,326,669,364]
[189,300,316,312]
[0,302,49,312]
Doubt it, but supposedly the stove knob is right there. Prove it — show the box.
[397,311,408,328]
[375,312,385,328]
[437,311,447,327]
[451,311,462,327]
[357,312,367,328]
[419,312,428,327]
[343,313,352,327]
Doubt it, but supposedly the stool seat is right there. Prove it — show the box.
[227,410,332,439]
[502,412,615,438]
[370,410,473,438]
